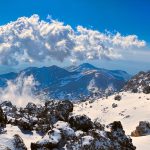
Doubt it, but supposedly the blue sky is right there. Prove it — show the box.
[0,0,150,74]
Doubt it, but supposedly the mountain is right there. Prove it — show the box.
[123,71,150,93]
[0,63,131,100]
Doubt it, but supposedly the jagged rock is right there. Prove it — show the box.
[93,119,105,130]
[15,118,33,131]
[0,106,7,129]
[114,95,121,101]
[13,134,27,150]
[31,118,135,150]
[109,121,123,131]
[107,121,136,150]
[69,115,94,132]
[143,86,150,94]
[1,101,17,122]
[32,121,75,149]
[1,101,13,108]
[131,121,150,137]
[31,128,62,149]
[53,121,75,139]
[66,121,135,150]
[25,102,37,114]
[124,71,150,93]
[132,88,138,93]
[45,100,73,124]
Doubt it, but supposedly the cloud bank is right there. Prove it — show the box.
[0,14,146,66]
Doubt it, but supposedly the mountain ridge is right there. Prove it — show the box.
[0,63,131,100]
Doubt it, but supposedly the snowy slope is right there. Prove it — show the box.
[0,124,42,149]
[73,92,150,150]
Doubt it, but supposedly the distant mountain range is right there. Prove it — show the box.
[0,63,131,100]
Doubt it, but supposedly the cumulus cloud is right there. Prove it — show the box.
[0,14,146,66]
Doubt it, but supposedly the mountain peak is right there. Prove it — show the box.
[79,63,96,69]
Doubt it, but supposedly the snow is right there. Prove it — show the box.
[132,135,150,150]
[81,135,94,146]
[0,124,42,150]
[53,121,75,137]
[73,92,150,150]
[38,128,61,145]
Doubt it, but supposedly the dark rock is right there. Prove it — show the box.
[25,102,37,114]
[45,100,73,124]
[31,128,62,150]
[69,115,94,132]
[13,134,27,150]
[143,86,150,94]
[15,118,33,131]
[114,95,121,101]
[0,106,7,128]
[112,103,118,108]
[131,121,150,137]
[1,101,13,108]
[109,121,123,132]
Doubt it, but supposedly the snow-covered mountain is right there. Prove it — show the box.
[0,70,149,150]
[124,71,150,93]
[0,63,131,100]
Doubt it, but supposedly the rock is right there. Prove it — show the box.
[93,119,105,130]
[107,121,136,150]
[15,118,33,131]
[112,103,118,108]
[45,100,73,124]
[69,115,94,132]
[131,121,150,137]
[0,106,7,128]
[123,71,150,94]
[114,95,121,101]
[31,128,62,150]
[25,102,37,114]
[53,121,75,139]
[109,121,123,132]
[132,88,138,93]
[1,101,13,108]
[13,134,27,150]
[143,86,150,94]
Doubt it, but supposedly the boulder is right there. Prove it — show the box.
[131,121,150,137]
[13,134,27,150]
[143,86,150,94]
[69,115,94,132]
[31,128,62,149]
[114,95,121,101]
[112,103,118,108]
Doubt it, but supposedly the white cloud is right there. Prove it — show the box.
[0,14,146,66]
[0,75,41,107]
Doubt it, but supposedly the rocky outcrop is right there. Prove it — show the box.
[0,100,73,134]
[0,100,136,150]
[131,121,150,137]
[124,71,150,93]
[31,120,136,150]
